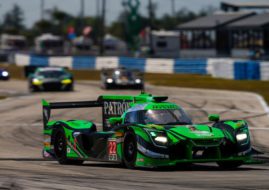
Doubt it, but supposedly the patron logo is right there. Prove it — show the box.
[103,101,131,116]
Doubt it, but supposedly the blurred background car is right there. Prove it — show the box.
[0,69,9,80]
[101,67,144,90]
[28,67,74,92]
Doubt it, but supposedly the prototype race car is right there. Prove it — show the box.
[0,69,9,80]
[101,67,144,90]
[28,67,74,92]
[42,92,255,169]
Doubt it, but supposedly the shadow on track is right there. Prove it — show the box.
[82,162,267,172]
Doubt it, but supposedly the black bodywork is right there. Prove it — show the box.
[101,68,144,90]
[28,67,74,92]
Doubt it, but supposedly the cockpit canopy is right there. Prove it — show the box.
[124,103,192,125]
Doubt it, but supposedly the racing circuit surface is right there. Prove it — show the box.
[0,80,269,189]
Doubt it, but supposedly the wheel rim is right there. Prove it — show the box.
[124,135,136,163]
[55,133,65,158]
[127,142,134,157]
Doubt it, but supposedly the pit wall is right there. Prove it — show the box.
[13,53,269,80]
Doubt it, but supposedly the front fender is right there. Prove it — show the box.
[213,120,251,155]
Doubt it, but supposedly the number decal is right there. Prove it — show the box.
[108,139,117,161]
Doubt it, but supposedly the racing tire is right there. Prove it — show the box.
[54,128,84,165]
[29,84,37,93]
[123,131,137,169]
[66,84,74,92]
[217,161,243,170]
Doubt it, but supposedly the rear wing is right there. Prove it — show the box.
[42,95,134,131]
[42,99,103,129]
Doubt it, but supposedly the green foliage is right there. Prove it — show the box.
[1,4,25,34]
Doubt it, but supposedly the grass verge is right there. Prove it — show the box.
[3,64,269,103]
[0,96,6,100]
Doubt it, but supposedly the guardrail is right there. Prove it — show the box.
[13,53,269,80]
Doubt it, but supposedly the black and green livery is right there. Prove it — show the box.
[42,92,256,169]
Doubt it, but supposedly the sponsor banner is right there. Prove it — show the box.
[260,61,269,81]
[145,58,174,73]
[102,99,132,131]
[72,56,96,70]
[15,53,30,66]
[49,56,73,69]
[119,57,146,71]
[174,59,207,74]
[95,57,119,70]
[30,55,49,67]
[208,58,235,79]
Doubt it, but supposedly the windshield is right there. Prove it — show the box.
[141,109,192,125]
[113,70,133,79]
[37,71,66,78]
[125,109,192,125]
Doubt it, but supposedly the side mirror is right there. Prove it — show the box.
[108,117,123,125]
[208,114,220,122]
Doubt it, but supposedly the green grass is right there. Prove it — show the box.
[0,96,6,100]
[3,64,269,103]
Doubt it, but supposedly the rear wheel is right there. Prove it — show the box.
[54,129,84,165]
[217,161,243,170]
[123,131,137,169]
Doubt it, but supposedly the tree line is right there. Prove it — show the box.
[0,4,215,45]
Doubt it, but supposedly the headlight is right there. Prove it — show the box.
[32,78,42,85]
[236,133,247,141]
[146,129,168,146]
[61,79,72,84]
[135,79,141,83]
[106,78,113,83]
[2,71,9,77]
[154,136,168,144]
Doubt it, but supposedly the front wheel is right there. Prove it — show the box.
[123,131,137,169]
[54,129,84,165]
[217,161,243,170]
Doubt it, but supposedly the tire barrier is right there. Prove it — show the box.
[12,53,269,80]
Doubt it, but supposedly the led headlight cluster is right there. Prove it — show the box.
[236,133,247,141]
[1,71,9,77]
[236,126,249,144]
[146,129,168,146]
[135,79,141,84]
[106,78,113,83]
[32,78,43,85]
[61,79,72,84]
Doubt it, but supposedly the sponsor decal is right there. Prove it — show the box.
[103,100,132,130]
[43,150,53,158]
[188,126,213,137]
[67,147,71,153]
[136,158,144,162]
[236,121,245,128]
[189,126,197,131]
[108,138,117,161]
[152,105,178,110]
[192,131,213,137]
[104,101,130,116]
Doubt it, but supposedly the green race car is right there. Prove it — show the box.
[29,67,74,92]
[42,92,255,169]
